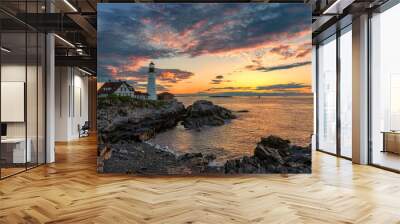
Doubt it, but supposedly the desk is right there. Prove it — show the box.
[382,131,400,154]
[1,138,31,163]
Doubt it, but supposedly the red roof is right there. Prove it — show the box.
[98,81,134,95]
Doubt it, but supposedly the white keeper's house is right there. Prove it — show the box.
[98,80,148,99]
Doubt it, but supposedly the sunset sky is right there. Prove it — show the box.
[98,3,312,96]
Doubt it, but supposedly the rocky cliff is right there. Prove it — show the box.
[97,97,310,174]
[97,98,225,174]
[98,99,186,144]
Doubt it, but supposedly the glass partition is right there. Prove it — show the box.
[27,31,38,169]
[317,35,337,154]
[1,31,28,177]
[370,3,400,171]
[0,1,46,179]
[339,26,352,158]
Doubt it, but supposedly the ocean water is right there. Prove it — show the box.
[148,96,314,164]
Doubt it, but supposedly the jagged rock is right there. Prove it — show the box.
[224,158,241,174]
[182,100,236,130]
[254,143,284,165]
[260,135,290,149]
[102,141,220,175]
[225,156,260,174]
[204,154,217,161]
[224,135,311,174]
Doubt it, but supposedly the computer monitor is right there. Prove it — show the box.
[1,123,7,137]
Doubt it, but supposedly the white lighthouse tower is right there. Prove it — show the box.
[147,61,157,100]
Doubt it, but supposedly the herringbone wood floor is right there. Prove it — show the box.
[1,135,400,224]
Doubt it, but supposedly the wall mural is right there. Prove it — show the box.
[97,3,313,175]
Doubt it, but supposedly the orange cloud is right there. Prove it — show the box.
[197,29,310,58]
[180,19,207,37]
[123,56,149,72]
[160,71,177,80]
[270,45,295,59]
[106,65,119,76]
[295,42,312,58]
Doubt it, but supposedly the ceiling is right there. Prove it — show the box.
[0,0,390,75]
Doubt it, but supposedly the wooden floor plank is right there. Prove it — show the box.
[0,135,399,223]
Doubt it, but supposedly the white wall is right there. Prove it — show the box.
[1,65,41,138]
[1,64,26,138]
[55,67,69,141]
[71,72,89,138]
[55,67,89,141]
[1,63,46,164]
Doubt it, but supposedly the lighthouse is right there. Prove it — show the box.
[147,61,157,100]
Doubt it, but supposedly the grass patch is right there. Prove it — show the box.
[98,94,168,109]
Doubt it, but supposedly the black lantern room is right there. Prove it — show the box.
[149,61,155,73]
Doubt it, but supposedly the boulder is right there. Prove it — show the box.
[260,135,290,149]
[224,135,311,174]
[182,100,236,130]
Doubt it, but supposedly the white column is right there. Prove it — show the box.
[46,32,55,163]
[311,45,317,151]
[54,67,73,141]
[352,14,369,164]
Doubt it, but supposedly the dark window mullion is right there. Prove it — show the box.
[44,0,48,164]
[316,44,320,151]
[36,0,39,167]
[25,0,28,171]
[367,12,373,165]
[336,28,341,157]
